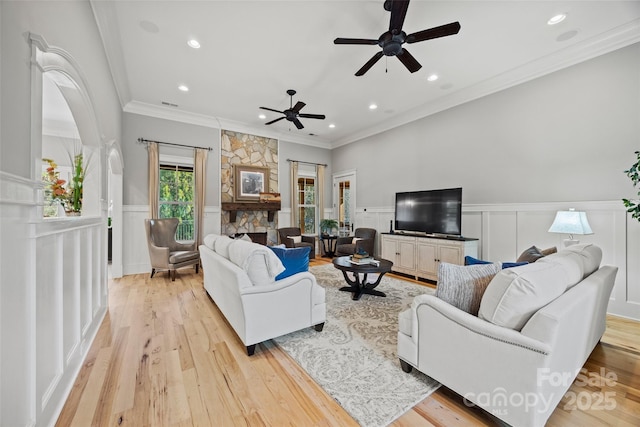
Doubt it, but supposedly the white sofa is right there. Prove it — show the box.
[397,244,617,427]
[199,234,326,355]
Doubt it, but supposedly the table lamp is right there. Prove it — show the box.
[548,208,593,246]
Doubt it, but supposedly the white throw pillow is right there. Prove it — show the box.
[352,237,362,244]
[479,260,574,331]
[288,235,302,244]
[203,233,220,250]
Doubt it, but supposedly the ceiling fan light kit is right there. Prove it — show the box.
[334,0,461,76]
[260,89,326,130]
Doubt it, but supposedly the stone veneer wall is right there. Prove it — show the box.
[220,130,279,244]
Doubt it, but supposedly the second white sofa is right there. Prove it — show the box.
[397,244,617,427]
[199,234,326,355]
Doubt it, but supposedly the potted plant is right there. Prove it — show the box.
[623,150,640,222]
[319,219,338,236]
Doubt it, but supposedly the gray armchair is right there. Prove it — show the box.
[144,218,200,281]
[277,227,315,259]
[335,228,377,257]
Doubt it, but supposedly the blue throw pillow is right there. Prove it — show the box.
[466,256,528,270]
[268,245,310,280]
[465,256,492,266]
[501,261,529,269]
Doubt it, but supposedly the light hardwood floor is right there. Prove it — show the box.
[56,258,640,426]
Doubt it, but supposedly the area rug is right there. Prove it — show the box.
[272,264,440,427]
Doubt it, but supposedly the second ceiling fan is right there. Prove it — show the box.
[334,0,461,76]
[260,89,325,130]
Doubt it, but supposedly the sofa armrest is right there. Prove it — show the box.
[411,294,551,355]
[301,235,315,245]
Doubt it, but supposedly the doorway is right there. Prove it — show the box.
[333,171,356,236]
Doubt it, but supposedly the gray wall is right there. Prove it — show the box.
[277,139,332,208]
[122,112,220,206]
[332,43,640,208]
[0,0,121,178]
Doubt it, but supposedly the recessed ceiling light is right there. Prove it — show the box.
[178,85,189,92]
[187,39,201,49]
[427,74,439,82]
[369,103,378,110]
[259,114,266,119]
[329,124,335,128]
[548,13,567,25]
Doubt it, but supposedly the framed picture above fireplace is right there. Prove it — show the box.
[234,165,269,201]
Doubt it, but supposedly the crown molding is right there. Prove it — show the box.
[123,100,332,150]
[331,19,640,148]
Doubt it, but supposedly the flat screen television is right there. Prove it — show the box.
[394,187,462,236]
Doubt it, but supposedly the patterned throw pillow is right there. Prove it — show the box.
[436,262,502,316]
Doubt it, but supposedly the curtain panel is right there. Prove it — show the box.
[148,142,159,218]
[194,148,208,247]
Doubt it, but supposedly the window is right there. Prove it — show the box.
[297,176,316,234]
[159,162,194,241]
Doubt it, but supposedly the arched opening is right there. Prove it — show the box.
[31,34,102,218]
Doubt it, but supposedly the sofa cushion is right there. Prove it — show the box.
[228,239,285,286]
[203,233,220,250]
[478,256,581,330]
[563,243,602,278]
[436,263,502,316]
[268,246,310,280]
[214,236,234,259]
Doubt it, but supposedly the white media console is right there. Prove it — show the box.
[380,232,479,282]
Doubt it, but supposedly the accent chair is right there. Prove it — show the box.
[335,228,377,257]
[277,227,315,259]
[144,218,200,281]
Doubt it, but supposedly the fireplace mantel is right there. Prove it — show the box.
[221,202,281,222]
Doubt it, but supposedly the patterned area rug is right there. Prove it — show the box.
[272,264,440,427]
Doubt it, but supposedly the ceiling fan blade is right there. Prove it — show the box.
[298,113,326,120]
[293,118,304,130]
[265,116,285,125]
[292,101,306,113]
[260,107,284,114]
[389,0,410,32]
[334,38,379,45]
[406,21,461,44]
[397,48,422,73]
[355,51,384,76]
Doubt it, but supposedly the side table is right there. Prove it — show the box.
[320,235,338,257]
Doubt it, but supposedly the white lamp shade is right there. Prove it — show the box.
[548,210,593,235]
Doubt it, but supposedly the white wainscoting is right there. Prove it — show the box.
[0,171,108,427]
[123,205,223,276]
[355,201,639,320]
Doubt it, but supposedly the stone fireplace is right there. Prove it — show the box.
[220,130,279,245]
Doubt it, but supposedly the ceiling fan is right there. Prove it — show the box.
[334,0,461,76]
[260,89,326,130]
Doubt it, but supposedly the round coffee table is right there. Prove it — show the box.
[332,256,393,300]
